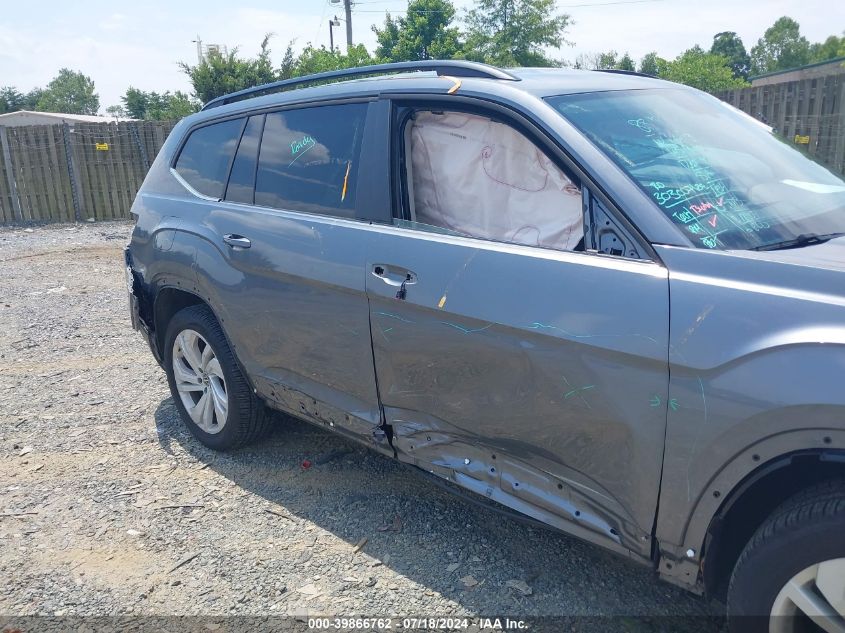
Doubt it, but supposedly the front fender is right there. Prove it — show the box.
[653,244,845,589]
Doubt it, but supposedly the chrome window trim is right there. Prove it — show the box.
[170,167,221,202]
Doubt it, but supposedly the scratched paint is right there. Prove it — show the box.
[375,311,415,324]
[651,395,679,410]
[564,385,595,399]
[561,375,593,410]
[528,321,661,346]
[439,321,493,335]
[685,376,710,501]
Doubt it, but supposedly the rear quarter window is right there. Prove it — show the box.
[174,118,244,199]
[255,103,367,218]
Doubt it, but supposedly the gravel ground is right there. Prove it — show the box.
[0,221,724,631]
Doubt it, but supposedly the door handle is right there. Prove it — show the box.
[371,264,417,287]
[223,234,251,249]
[372,264,417,300]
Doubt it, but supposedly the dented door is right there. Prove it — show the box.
[365,227,669,557]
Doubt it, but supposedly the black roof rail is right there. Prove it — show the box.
[202,60,519,110]
[593,68,655,78]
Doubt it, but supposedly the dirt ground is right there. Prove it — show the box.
[0,221,724,630]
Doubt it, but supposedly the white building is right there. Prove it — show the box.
[0,110,134,127]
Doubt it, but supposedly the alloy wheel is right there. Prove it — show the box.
[171,328,228,434]
[770,558,845,633]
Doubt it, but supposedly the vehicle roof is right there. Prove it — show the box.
[188,67,679,123]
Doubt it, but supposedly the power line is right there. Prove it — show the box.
[560,0,665,7]
[313,0,331,46]
[354,0,665,11]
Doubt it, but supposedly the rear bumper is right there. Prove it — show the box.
[125,248,162,366]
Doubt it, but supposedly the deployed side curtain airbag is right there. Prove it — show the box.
[410,111,583,251]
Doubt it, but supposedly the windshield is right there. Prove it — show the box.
[547,89,845,250]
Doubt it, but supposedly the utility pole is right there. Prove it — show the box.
[192,35,203,63]
[329,16,341,53]
[344,0,353,49]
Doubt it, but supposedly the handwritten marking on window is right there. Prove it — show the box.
[288,136,317,166]
[627,118,653,133]
[628,126,772,247]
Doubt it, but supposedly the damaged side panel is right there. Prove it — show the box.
[365,225,670,561]
[126,212,199,364]
[391,418,642,557]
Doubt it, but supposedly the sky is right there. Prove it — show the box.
[1,0,842,112]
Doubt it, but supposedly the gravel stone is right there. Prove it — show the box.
[0,221,723,628]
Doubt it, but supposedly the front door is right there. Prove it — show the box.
[365,104,669,556]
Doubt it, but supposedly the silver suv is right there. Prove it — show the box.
[125,60,845,631]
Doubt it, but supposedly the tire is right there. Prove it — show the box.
[727,479,845,633]
[163,304,271,450]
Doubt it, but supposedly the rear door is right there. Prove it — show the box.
[365,98,670,557]
[192,101,385,443]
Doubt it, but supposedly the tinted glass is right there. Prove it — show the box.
[255,103,367,217]
[547,89,845,250]
[225,115,264,204]
[175,118,244,199]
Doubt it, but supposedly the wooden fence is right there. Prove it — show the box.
[0,120,176,224]
[2,76,845,225]
[716,73,845,177]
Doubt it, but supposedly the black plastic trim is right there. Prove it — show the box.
[202,61,519,110]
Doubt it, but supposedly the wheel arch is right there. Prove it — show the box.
[153,286,207,355]
[701,447,845,600]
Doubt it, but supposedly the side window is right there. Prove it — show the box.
[174,118,244,199]
[402,110,584,251]
[225,114,264,204]
[255,103,367,218]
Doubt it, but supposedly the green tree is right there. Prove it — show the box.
[121,87,151,119]
[372,0,462,62]
[292,44,373,76]
[160,92,200,119]
[105,104,126,118]
[750,16,811,75]
[595,51,618,69]
[180,34,277,104]
[616,52,635,71]
[0,86,25,113]
[809,34,845,62]
[711,31,750,80]
[278,42,297,79]
[638,52,662,76]
[35,69,99,115]
[464,0,571,67]
[145,91,199,119]
[121,87,200,120]
[661,47,748,92]
[21,89,43,111]
[374,13,402,61]
[572,53,599,69]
